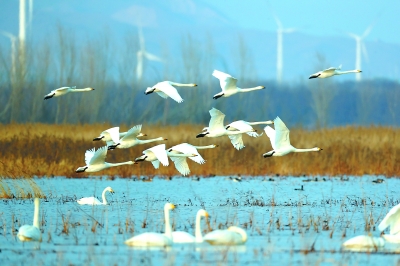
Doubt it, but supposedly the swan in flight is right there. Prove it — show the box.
[167,143,218,176]
[77,186,115,205]
[225,120,274,150]
[76,146,135,173]
[17,198,42,242]
[309,65,362,79]
[171,209,210,243]
[212,70,265,99]
[125,203,175,247]
[203,226,247,245]
[342,235,384,250]
[93,127,129,143]
[196,108,255,142]
[44,86,94,100]
[144,81,197,103]
[263,117,322,157]
[378,203,400,243]
[107,125,166,150]
[135,144,170,169]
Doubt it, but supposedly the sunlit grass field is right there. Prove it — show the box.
[0,123,398,179]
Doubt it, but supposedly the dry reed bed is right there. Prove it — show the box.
[0,124,398,178]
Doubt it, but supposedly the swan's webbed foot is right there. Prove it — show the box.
[263,151,275,158]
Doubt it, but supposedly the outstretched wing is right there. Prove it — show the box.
[157,82,184,103]
[170,157,190,176]
[146,144,169,166]
[121,125,142,142]
[228,134,245,150]
[87,146,107,165]
[273,117,291,150]
[264,126,276,150]
[105,127,120,144]
[209,108,226,131]
[378,204,400,234]
[151,160,160,169]
[170,143,205,164]
[212,70,238,92]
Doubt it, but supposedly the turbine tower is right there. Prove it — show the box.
[19,0,26,59]
[136,27,162,82]
[348,24,373,82]
[274,16,295,85]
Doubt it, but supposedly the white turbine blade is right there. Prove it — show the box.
[0,31,17,41]
[273,15,282,29]
[283,28,296,33]
[362,23,374,39]
[347,32,360,40]
[144,51,162,62]
[138,26,145,50]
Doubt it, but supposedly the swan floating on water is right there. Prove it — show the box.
[225,120,273,150]
[144,81,197,103]
[77,186,115,205]
[44,86,94,100]
[17,198,42,242]
[212,70,265,99]
[76,146,135,173]
[171,209,209,243]
[124,203,175,247]
[196,108,255,144]
[203,226,247,245]
[342,235,384,250]
[309,65,361,79]
[107,125,166,150]
[263,117,322,157]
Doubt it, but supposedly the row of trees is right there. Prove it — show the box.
[0,28,399,127]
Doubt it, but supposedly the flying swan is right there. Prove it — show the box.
[263,117,322,157]
[44,86,94,100]
[378,203,400,243]
[225,120,274,150]
[196,108,256,145]
[124,202,175,247]
[203,226,247,245]
[167,143,218,176]
[144,81,197,103]
[309,65,362,79]
[77,186,115,205]
[17,198,42,242]
[93,127,129,143]
[212,70,265,99]
[76,146,135,173]
[171,209,210,243]
[107,125,166,150]
[342,235,384,250]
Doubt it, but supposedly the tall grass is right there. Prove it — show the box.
[0,124,398,178]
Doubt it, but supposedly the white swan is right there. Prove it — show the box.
[93,127,129,142]
[44,86,94,100]
[77,186,115,205]
[196,108,255,141]
[144,81,197,103]
[309,65,362,79]
[76,146,135,173]
[225,120,273,150]
[107,125,166,150]
[171,209,209,243]
[212,70,265,99]
[135,144,170,169]
[378,203,400,243]
[342,235,384,249]
[124,203,175,247]
[167,143,218,176]
[17,198,41,242]
[203,226,247,245]
[263,117,322,157]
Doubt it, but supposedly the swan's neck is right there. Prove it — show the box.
[106,161,134,168]
[164,206,172,238]
[71,87,93,92]
[194,145,215,150]
[239,86,264,92]
[195,212,203,242]
[247,121,273,125]
[101,189,109,205]
[33,198,40,228]
[336,70,359,75]
[226,130,251,135]
[169,82,196,87]
[138,137,164,144]
[293,147,319,153]
[167,152,193,158]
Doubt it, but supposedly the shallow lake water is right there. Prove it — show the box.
[1,175,400,265]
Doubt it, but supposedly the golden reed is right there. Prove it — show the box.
[0,123,398,178]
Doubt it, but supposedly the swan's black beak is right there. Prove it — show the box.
[93,136,104,141]
[108,143,120,150]
[76,166,88,173]
[135,156,147,162]
[309,74,320,79]
[44,94,55,100]
[196,132,209,138]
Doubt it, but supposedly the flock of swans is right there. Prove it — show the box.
[20,66,399,249]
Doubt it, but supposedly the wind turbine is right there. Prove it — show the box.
[136,27,162,82]
[348,24,373,82]
[0,31,17,80]
[274,16,295,85]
